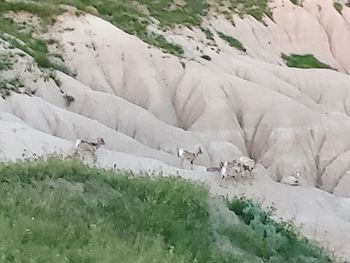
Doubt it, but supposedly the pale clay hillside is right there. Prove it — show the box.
[1,0,350,260]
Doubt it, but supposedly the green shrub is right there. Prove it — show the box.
[334,2,343,14]
[227,197,333,262]
[281,53,332,69]
[201,27,214,41]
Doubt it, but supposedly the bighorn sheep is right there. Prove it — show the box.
[282,171,301,186]
[220,160,243,181]
[238,156,255,172]
[177,147,202,169]
[74,137,105,163]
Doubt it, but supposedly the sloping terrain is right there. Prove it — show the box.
[1,0,350,260]
[0,159,334,262]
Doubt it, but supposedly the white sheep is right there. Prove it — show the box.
[74,137,105,163]
[177,147,202,169]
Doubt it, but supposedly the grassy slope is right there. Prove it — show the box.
[0,158,333,262]
[0,1,64,69]
[0,0,274,58]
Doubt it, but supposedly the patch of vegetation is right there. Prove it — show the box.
[347,1,350,8]
[0,53,13,71]
[200,27,214,41]
[0,158,335,262]
[47,70,62,87]
[0,16,64,71]
[290,0,300,5]
[0,78,11,98]
[0,76,25,98]
[63,94,75,106]
[0,0,185,56]
[281,53,332,69]
[228,197,333,262]
[0,0,274,56]
[0,1,61,25]
[0,2,74,72]
[141,0,206,27]
[218,32,246,51]
[334,2,343,14]
[220,0,273,21]
[144,34,184,56]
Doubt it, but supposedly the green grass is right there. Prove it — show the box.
[201,27,214,41]
[0,158,334,262]
[0,0,185,56]
[334,2,342,14]
[218,0,273,21]
[0,1,68,69]
[0,78,11,98]
[144,34,184,56]
[0,75,25,98]
[218,32,246,51]
[0,53,13,71]
[281,53,332,69]
[0,13,67,71]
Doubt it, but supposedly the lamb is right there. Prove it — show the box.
[220,160,242,181]
[74,137,105,163]
[177,147,202,169]
[282,171,301,186]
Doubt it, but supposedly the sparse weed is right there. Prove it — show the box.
[0,53,13,71]
[334,2,343,14]
[201,27,214,41]
[63,94,75,106]
[0,76,25,98]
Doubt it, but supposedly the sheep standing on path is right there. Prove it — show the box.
[177,147,202,169]
[74,137,105,164]
[220,160,243,182]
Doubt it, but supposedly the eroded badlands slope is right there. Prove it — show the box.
[1,0,350,259]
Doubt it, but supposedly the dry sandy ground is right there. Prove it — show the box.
[1,0,350,259]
